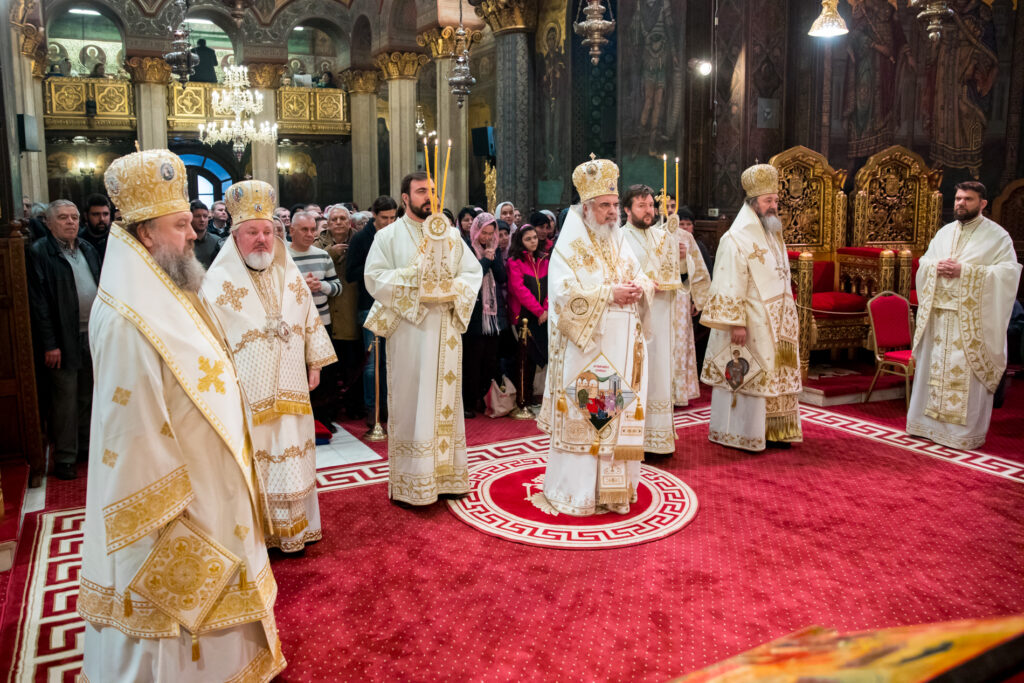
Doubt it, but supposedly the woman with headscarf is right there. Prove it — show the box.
[506,223,549,404]
[495,201,517,231]
[462,212,508,417]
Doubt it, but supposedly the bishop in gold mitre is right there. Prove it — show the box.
[700,163,803,452]
[201,179,337,553]
[79,149,286,681]
[537,156,654,516]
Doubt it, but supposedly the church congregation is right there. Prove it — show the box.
[2,0,1024,680]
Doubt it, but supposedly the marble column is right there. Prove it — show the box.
[341,69,380,209]
[8,25,48,202]
[246,63,285,196]
[124,57,171,152]
[375,52,429,199]
[417,27,482,214]
[474,0,536,212]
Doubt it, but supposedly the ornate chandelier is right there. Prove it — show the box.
[162,0,197,83]
[198,65,277,160]
[448,0,476,108]
[573,0,616,66]
[909,0,954,43]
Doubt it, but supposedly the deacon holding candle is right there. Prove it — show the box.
[363,166,482,506]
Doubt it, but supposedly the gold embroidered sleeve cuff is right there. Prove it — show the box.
[304,319,338,369]
[556,284,611,349]
[363,301,403,338]
[451,278,477,334]
[700,293,746,331]
[103,465,194,554]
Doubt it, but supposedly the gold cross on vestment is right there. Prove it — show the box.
[749,243,768,264]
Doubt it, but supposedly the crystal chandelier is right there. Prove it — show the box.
[198,65,277,160]
[448,0,476,108]
[573,0,615,66]
[162,0,197,83]
[909,0,954,43]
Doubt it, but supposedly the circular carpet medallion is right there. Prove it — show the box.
[447,455,699,549]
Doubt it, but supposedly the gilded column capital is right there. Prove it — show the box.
[246,63,287,90]
[416,26,483,60]
[473,0,537,35]
[374,52,430,80]
[340,69,380,94]
[124,56,172,85]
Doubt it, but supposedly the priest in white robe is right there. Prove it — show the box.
[672,220,712,406]
[202,180,337,553]
[364,171,482,505]
[701,164,802,452]
[79,150,285,682]
[907,181,1021,450]
[621,184,682,456]
[538,157,654,516]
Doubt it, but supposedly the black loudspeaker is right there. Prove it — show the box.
[471,126,495,157]
[17,114,41,152]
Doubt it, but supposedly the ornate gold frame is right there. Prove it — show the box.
[43,77,135,131]
[853,145,943,255]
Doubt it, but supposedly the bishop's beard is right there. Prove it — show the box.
[244,250,274,271]
[152,242,205,293]
[762,213,783,234]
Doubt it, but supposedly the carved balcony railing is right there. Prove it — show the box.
[43,77,135,131]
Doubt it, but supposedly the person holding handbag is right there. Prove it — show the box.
[506,224,550,404]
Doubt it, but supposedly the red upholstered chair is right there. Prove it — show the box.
[771,146,895,377]
[865,291,914,407]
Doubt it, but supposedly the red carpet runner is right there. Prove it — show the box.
[2,395,1023,682]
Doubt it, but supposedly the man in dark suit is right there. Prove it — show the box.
[28,199,102,479]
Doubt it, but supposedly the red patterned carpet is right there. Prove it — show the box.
[2,389,1023,682]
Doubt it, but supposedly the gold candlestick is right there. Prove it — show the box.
[364,335,387,442]
[510,317,536,420]
[423,136,433,214]
[440,139,452,216]
[674,156,679,214]
[662,154,668,217]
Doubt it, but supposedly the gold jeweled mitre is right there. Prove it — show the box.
[741,163,779,198]
[572,154,619,203]
[103,149,189,224]
[224,180,276,225]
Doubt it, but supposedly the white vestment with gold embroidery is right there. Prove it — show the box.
[622,222,679,454]
[80,226,285,683]
[202,237,337,552]
[700,204,802,452]
[674,230,712,406]
[363,216,483,505]
[537,207,654,516]
[907,216,1021,450]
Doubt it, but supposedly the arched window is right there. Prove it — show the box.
[46,5,125,77]
[180,153,233,207]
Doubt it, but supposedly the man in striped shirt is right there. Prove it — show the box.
[288,211,342,330]
[288,210,343,427]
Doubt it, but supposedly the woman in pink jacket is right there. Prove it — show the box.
[506,224,550,403]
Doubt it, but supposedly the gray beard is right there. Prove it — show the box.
[152,242,205,293]
[762,213,783,234]
[244,250,274,271]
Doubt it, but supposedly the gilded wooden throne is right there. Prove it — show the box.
[770,146,895,377]
[852,145,943,304]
